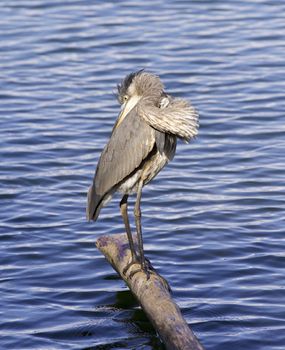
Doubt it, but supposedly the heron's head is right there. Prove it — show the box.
[115,70,164,128]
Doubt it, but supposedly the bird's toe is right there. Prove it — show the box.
[122,257,140,275]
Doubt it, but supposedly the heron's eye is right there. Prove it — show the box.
[123,95,129,103]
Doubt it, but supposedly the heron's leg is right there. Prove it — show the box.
[133,180,150,278]
[120,195,139,273]
[128,180,157,280]
[127,182,170,286]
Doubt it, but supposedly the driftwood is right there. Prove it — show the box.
[96,233,205,350]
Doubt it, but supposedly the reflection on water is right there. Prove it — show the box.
[1,0,285,349]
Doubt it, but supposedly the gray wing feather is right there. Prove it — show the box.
[86,185,102,221]
[155,131,177,161]
[94,107,155,196]
[138,97,199,142]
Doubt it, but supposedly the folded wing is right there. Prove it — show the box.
[87,107,155,220]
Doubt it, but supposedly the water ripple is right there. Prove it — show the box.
[1,0,285,349]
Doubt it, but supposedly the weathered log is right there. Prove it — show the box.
[96,233,205,350]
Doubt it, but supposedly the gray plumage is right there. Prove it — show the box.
[138,97,198,141]
[87,107,155,220]
[87,70,199,277]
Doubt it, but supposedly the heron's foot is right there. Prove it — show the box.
[123,257,171,291]
[128,264,152,280]
[128,259,171,292]
[123,255,152,276]
[122,256,140,275]
[128,258,155,280]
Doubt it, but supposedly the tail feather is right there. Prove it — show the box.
[86,185,103,221]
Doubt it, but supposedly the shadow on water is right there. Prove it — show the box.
[90,290,166,350]
[33,286,166,350]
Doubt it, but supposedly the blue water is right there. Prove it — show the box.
[1,1,285,349]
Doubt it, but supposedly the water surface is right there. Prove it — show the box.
[1,1,285,349]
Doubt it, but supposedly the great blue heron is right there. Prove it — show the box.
[87,70,198,278]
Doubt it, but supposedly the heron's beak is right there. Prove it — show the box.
[114,95,141,129]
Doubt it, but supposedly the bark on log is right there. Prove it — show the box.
[96,233,205,350]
